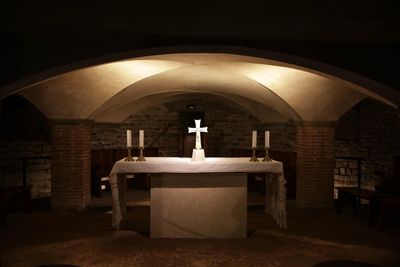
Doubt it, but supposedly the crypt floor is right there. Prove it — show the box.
[0,190,399,267]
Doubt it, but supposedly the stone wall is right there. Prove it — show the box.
[334,142,369,198]
[0,140,51,199]
[51,122,92,211]
[296,126,335,207]
[1,96,398,203]
[92,104,181,156]
[359,99,400,180]
[92,99,297,156]
[263,123,297,153]
[0,95,52,199]
[334,98,400,196]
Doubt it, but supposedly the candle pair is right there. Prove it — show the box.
[252,130,270,148]
[127,130,144,148]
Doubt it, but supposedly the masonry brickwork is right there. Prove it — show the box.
[51,122,92,211]
[297,125,335,208]
[92,104,181,156]
[0,140,51,199]
[1,97,399,207]
[334,99,400,195]
[92,99,297,156]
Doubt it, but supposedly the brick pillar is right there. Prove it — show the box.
[51,120,92,211]
[296,122,335,208]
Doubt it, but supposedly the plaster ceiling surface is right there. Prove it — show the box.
[19,59,189,119]
[88,65,301,121]
[16,53,390,122]
[98,92,288,124]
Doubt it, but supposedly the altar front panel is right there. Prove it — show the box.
[150,173,247,238]
[109,157,287,233]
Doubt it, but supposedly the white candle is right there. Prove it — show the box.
[265,130,270,148]
[252,130,257,148]
[126,130,132,147]
[139,130,144,148]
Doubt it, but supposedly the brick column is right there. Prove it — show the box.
[51,120,92,211]
[296,122,335,208]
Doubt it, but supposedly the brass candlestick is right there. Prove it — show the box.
[249,147,259,162]
[263,147,272,162]
[136,147,146,161]
[125,147,134,161]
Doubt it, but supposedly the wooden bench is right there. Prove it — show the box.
[336,187,389,226]
[0,186,32,226]
[336,157,400,227]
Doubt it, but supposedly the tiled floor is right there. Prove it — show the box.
[1,190,399,267]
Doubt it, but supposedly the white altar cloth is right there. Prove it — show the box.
[109,157,287,231]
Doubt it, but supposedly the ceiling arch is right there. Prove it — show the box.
[2,46,398,107]
[95,92,290,124]
[88,64,302,122]
[1,48,397,123]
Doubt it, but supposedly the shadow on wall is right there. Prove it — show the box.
[0,95,51,199]
[1,95,50,140]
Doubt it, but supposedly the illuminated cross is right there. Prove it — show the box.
[188,119,208,150]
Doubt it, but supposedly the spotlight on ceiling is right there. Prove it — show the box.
[187,104,195,110]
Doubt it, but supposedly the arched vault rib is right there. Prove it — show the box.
[93,92,290,123]
[19,59,191,119]
[137,53,398,109]
[89,64,302,122]
[3,49,399,114]
[209,62,367,121]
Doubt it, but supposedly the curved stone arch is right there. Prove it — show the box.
[88,64,302,122]
[1,46,399,109]
[94,91,291,124]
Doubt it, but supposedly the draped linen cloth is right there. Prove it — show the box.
[109,157,287,230]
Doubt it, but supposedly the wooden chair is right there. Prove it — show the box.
[336,187,389,226]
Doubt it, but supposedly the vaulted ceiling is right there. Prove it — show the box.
[2,2,399,120]
[5,52,397,124]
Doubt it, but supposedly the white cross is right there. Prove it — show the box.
[188,119,208,150]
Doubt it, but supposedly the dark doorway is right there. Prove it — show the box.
[179,111,206,157]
